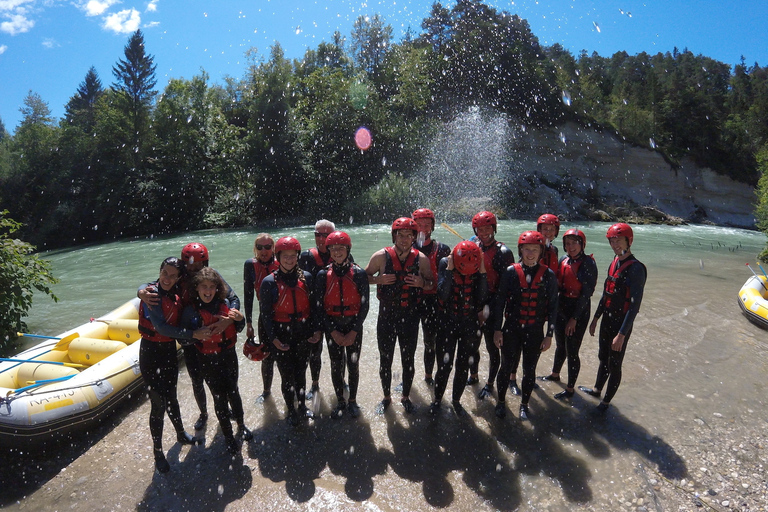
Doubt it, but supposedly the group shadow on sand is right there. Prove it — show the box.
[135,384,688,511]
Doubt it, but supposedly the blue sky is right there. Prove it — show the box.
[1,0,766,134]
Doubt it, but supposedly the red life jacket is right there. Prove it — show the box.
[377,246,421,308]
[309,247,327,269]
[324,265,362,317]
[482,242,502,294]
[418,241,441,296]
[603,257,636,313]
[253,259,279,300]
[196,302,237,354]
[273,274,311,323]
[138,286,181,343]
[439,271,477,318]
[508,263,548,325]
[558,254,593,298]
[540,245,559,277]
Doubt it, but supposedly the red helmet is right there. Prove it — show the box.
[606,223,633,246]
[537,214,560,237]
[472,211,497,234]
[275,236,301,256]
[243,338,270,362]
[453,241,482,276]
[562,228,586,251]
[181,243,209,265]
[412,208,435,230]
[325,230,351,249]
[391,217,417,243]
[518,230,546,258]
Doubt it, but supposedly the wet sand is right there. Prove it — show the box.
[3,254,768,511]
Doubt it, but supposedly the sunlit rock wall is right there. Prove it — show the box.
[512,121,756,229]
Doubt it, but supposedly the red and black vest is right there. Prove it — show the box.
[273,273,311,323]
[309,248,327,269]
[377,246,421,308]
[508,263,549,326]
[558,254,593,298]
[482,242,503,294]
[540,245,559,278]
[324,266,362,317]
[439,272,478,318]
[253,259,279,300]
[138,286,181,343]
[603,257,636,313]
[195,302,238,354]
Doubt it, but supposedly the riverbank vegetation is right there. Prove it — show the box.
[0,0,766,251]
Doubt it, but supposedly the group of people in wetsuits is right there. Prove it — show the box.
[136,211,646,474]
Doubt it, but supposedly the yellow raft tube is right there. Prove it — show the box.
[738,275,768,329]
[0,298,162,448]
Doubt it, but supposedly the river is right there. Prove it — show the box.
[2,221,767,511]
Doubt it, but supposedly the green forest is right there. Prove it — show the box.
[1,0,767,251]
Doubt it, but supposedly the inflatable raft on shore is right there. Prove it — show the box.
[0,299,153,449]
[738,275,768,329]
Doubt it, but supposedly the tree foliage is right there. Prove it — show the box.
[0,211,58,343]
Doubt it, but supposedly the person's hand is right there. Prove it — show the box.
[377,273,396,286]
[493,331,503,349]
[209,316,234,335]
[611,333,626,352]
[273,338,289,351]
[541,336,552,352]
[344,330,358,346]
[308,331,322,344]
[404,274,425,288]
[446,254,454,271]
[192,326,211,340]
[565,318,577,337]
[138,287,160,306]
[227,308,243,322]
[589,318,598,337]
[246,323,255,339]
[331,330,345,346]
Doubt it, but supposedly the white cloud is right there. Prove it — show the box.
[82,0,120,17]
[143,20,158,28]
[0,0,34,11]
[42,37,57,48]
[102,8,139,34]
[0,13,34,35]
[0,44,7,54]
[146,0,157,13]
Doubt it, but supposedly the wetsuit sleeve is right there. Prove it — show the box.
[298,251,313,273]
[572,256,598,320]
[243,260,256,324]
[145,301,195,340]
[259,277,278,342]
[180,305,201,331]
[314,270,333,334]
[305,271,319,333]
[475,273,489,312]
[619,262,647,335]
[436,258,453,302]
[353,267,370,332]
[593,275,608,321]
[438,242,451,260]
[545,269,559,338]
[225,299,246,333]
[500,244,515,266]
[492,268,513,331]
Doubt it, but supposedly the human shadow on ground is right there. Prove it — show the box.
[0,391,147,507]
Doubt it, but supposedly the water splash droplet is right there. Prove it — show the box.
[561,91,572,106]
[593,21,601,33]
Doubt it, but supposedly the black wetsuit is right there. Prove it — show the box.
[138,281,196,453]
[314,261,370,404]
[468,239,515,385]
[244,257,279,395]
[260,268,316,413]
[552,252,598,388]
[415,239,451,379]
[181,298,246,442]
[493,263,558,406]
[434,258,488,404]
[591,254,646,403]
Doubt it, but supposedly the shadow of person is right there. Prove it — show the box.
[322,416,387,501]
[138,442,251,512]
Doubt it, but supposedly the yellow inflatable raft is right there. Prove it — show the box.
[0,298,164,448]
[738,275,768,329]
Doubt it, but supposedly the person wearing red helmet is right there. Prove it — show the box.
[493,231,558,420]
[466,211,515,400]
[537,214,561,276]
[138,241,241,431]
[260,236,320,426]
[538,229,598,400]
[430,241,488,416]
[299,219,343,401]
[411,208,451,386]
[180,267,251,454]
[580,223,646,412]
[243,233,279,403]
[314,231,370,419]
[365,217,435,414]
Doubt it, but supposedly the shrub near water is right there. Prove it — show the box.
[0,211,58,345]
